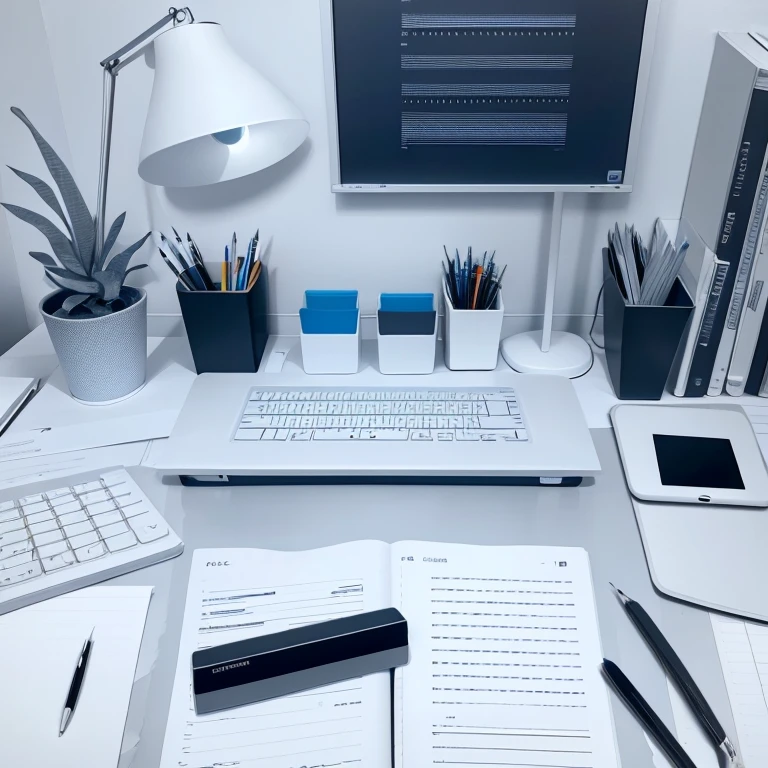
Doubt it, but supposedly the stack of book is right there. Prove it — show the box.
[673,31,768,398]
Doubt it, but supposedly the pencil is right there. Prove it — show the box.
[221,262,228,292]
[246,261,262,291]
[472,266,483,309]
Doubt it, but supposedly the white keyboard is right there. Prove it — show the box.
[234,388,527,443]
[0,468,183,615]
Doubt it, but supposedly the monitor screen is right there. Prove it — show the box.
[327,0,651,189]
[653,434,746,490]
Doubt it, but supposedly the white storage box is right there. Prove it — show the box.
[300,303,361,375]
[377,297,438,375]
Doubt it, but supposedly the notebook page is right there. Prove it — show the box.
[160,543,392,768]
[392,542,619,768]
[711,614,768,765]
[0,586,152,768]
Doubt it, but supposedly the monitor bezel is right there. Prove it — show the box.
[320,0,661,194]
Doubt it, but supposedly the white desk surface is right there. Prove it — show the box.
[0,325,752,768]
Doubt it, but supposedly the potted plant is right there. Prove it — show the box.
[2,107,151,404]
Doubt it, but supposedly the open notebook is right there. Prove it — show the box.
[160,541,619,768]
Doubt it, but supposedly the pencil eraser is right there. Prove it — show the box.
[192,607,409,714]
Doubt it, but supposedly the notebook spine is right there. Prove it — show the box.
[684,86,768,397]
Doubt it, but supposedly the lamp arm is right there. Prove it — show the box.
[94,7,194,256]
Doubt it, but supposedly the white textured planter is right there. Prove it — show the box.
[40,287,148,404]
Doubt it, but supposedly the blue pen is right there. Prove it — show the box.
[224,245,229,291]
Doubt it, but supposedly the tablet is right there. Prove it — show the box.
[611,405,768,507]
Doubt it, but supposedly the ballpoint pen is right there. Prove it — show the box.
[59,628,95,736]
[611,584,744,768]
[602,659,697,768]
[159,249,196,291]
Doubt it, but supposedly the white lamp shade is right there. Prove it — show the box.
[138,22,309,187]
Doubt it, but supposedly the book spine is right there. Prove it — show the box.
[708,165,768,394]
[684,85,768,397]
[745,300,768,395]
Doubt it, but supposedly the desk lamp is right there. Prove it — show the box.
[95,6,309,250]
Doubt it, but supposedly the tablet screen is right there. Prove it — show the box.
[653,434,745,490]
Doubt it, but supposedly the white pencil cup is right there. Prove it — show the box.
[443,282,505,371]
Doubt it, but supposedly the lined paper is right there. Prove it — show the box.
[393,543,618,768]
[711,614,768,766]
[160,544,392,768]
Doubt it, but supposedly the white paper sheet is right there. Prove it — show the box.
[0,441,149,490]
[160,545,393,768]
[0,586,152,768]
[0,360,194,461]
[392,542,620,768]
[711,613,768,767]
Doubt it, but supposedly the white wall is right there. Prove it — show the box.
[0,174,28,354]
[3,0,768,335]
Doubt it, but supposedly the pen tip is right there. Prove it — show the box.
[609,583,630,604]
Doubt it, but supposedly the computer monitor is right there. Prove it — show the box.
[321,0,660,193]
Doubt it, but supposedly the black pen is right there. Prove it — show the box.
[159,248,196,291]
[611,585,744,767]
[60,628,95,736]
[602,659,697,768]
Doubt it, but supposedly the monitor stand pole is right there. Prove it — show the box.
[500,192,593,378]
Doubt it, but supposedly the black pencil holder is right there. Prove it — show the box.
[602,249,693,401]
[177,270,269,374]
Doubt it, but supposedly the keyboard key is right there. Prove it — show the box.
[262,429,277,440]
[0,528,29,547]
[100,470,129,488]
[29,520,60,537]
[68,531,99,550]
[515,429,528,441]
[0,500,16,513]
[437,432,454,441]
[41,550,76,573]
[128,514,169,544]
[457,432,481,441]
[45,487,73,500]
[235,428,264,441]
[99,521,129,538]
[274,429,290,440]
[0,558,42,587]
[120,502,151,519]
[37,540,69,559]
[50,493,77,507]
[360,429,409,440]
[18,493,45,506]
[25,510,55,525]
[314,429,361,440]
[32,529,64,547]
[410,430,433,441]
[1,551,34,569]
[53,500,82,516]
[0,538,33,560]
[0,508,20,524]
[74,541,106,562]
[63,521,94,538]
[86,500,116,516]
[56,510,88,526]
[78,489,110,505]
[289,430,312,441]
[20,500,49,515]
[105,531,138,552]
[92,510,124,529]
[72,481,103,494]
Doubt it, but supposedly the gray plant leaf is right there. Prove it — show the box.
[124,263,148,278]
[7,166,77,250]
[2,203,85,275]
[29,251,57,267]
[104,231,151,274]
[93,270,123,302]
[85,297,112,317]
[10,107,95,275]
[45,267,99,294]
[98,212,126,270]
[61,294,91,313]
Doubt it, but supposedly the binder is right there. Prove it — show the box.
[681,34,768,397]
